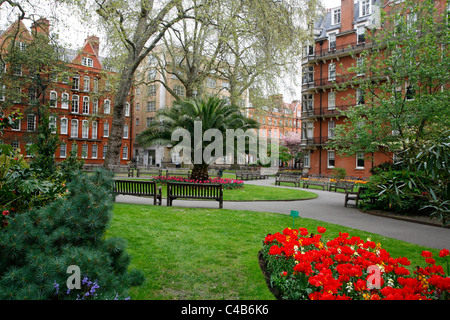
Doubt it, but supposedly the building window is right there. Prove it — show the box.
[81,143,88,159]
[27,114,36,132]
[174,85,184,97]
[327,150,335,168]
[93,78,99,93]
[103,99,111,114]
[50,91,57,108]
[103,122,109,137]
[147,69,157,81]
[136,103,140,111]
[0,84,5,101]
[206,78,216,88]
[303,45,314,57]
[71,142,78,157]
[83,96,90,114]
[357,25,366,44]
[122,145,128,160]
[356,88,365,105]
[49,116,57,134]
[103,144,108,159]
[123,124,129,139]
[125,102,130,116]
[328,91,336,110]
[92,144,98,159]
[146,101,156,112]
[82,57,94,67]
[303,66,314,84]
[92,98,99,114]
[11,116,20,131]
[303,94,314,111]
[61,93,69,109]
[303,151,310,168]
[71,95,79,113]
[60,143,67,158]
[328,120,335,139]
[13,64,22,76]
[356,152,365,169]
[71,119,78,138]
[147,85,157,96]
[406,84,415,100]
[332,7,341,25]
[61,118,68,134]
[11,140,19,150]
[360,0,371,17]
[329,33,336,51]
[82,120,89,138]
[92,121,98,140]
[146,117,154,128]
[356,57,365,76]
[72,76,79,90]
[136,118,140,126]
[83,76,90,92]
[328,63,336,81]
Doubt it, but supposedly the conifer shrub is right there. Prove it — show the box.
[0,169,144,299]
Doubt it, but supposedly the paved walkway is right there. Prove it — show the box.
[115,177,450,250]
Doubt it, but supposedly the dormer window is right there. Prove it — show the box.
[332,7,341,25]
[82,57,94,68]
[360,0,371,17]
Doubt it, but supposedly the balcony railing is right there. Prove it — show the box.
[302,41,375,64]
[302,72,360,90]
[301,104,353,118]
[300,137,329,147]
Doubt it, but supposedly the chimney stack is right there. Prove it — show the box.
[340,0,354,32]
[86,35,100,55]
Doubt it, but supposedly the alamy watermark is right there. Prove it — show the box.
[170,121,280,175]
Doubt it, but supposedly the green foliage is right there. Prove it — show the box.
[0,169,144,300]
[332,167,347,180]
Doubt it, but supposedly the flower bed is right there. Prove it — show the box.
[260,226,449,300]
[150,175,244,190]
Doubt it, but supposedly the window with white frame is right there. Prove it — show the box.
[28,87,37,105]
[103,144,108,159]
[356,88,365,105]
[122,145,128,160]
[327,150,335,168]
[49,116,57,134]
[61,118,68,134]
[71,142,78,157]
[81,143,88,159]
[357,56,365,76]
[332,7,341,25]
[61,93,69,109]
[72,76,79,90]
[125,102,130,116]
[329,33,336,51]
[147,85,157,96]
[11,140,19,150]
[123,124,129,139]
[174,85,184,97]
[303,151,311,168]
[93,78,99,93]
[303,66,314,84]
[60,143,67,158]
[14,64,22,76]
[71,119,78,138]
[82,57,93,67]
[328,91,336,110]
[92,121,98,139]
[92,144,98,159]
[328,120,335,139]
[147,69,157,81]
[83,76,90,92]
[360,0,371,17]
[11,116,20,131]
[82,120,89,138]
[103,99,111,114]
[27,114,36,132]
[146,101,156,112]
[303,94,314,111]
[82,96,90,114]
[357,25,366,44]
[356,152,365,169]
[0,84,5,101]
[71,95,79,113]
[206,78,216,88]
[103,122,109,137]
[328,63,336,81]
[50,91,57,108]
[92,98,98,114]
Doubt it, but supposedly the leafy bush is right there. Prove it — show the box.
[0,169,144,299]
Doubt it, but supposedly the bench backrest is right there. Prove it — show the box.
[114,180,156,195]
[168,182,223,198]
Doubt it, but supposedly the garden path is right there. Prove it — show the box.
[114,177,450,250]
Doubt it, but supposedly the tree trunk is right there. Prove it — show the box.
[191,163,209,181]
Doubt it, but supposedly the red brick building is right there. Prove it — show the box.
[0,18,133,165]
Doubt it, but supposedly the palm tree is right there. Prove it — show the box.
[136,97,259,180]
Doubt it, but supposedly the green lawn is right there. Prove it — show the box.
[108,203,448,300]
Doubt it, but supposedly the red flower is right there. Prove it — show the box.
[425,258,436,265]
[317,226,326,234]
[2,210,9,216]
[439,249,449,258]
[421,251,432,258]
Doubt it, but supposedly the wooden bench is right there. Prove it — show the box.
[275,174,302,187]
[136,167,163,178]
[114,180,162,205]
[235,169,268,180]
[344,187,367,208]
[109,165,134,177]
[303,178,330,191]
[167,182,223,208]
[165,169,192,178]
[329,180,355,193]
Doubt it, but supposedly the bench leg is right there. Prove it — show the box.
[219,200,223,209]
